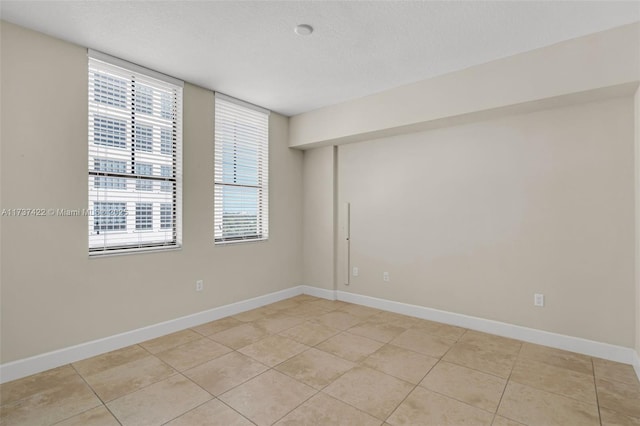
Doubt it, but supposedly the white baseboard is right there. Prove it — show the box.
[300,285,337,300]
[633,350,640,383]
[2,285,638,384]
[0,286,305,384]
[336,290,639,370]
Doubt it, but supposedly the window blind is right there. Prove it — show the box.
[214,94,269,243]
[88,51,183,255]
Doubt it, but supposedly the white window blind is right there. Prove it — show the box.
[88,51,183,255]
[214,94,269,243]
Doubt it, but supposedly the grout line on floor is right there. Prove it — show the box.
[592,358,604,426]
[268,379,320,425]
[156,392,213,426]
[68,362,111,409]
[492,341,522,423]
[379,337,456,424]
[218,397,260,426]
[70,362,125,425]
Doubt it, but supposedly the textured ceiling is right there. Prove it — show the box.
[1,1,639,116]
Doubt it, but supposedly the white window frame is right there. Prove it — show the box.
[214,93,269,244]
[88,50,183,255]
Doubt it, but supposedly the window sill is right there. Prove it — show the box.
[89,244,182,258]
[214,237,268,246]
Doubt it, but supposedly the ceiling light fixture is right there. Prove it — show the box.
[294,24,314,36]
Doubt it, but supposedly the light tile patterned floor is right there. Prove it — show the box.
[1,295,639,425]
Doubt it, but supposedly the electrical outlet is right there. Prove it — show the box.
[196,280,204,292]
[352,267,359,277]
[534,293,544,307]
[383,272,390,282]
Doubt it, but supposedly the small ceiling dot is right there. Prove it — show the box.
[294,24,314,36]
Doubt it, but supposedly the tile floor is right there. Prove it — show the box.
[1,295,639,425]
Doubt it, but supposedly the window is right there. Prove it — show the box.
[214,94,269,243]
[88,50,183,255]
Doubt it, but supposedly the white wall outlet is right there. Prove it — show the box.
[383,272,390,282]
[352,267,359,277]
[196,280,204,292]
[534,293,544,307]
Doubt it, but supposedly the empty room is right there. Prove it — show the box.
[1,1,640,425]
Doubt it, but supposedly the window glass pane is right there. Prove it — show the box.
[218,185,258,239]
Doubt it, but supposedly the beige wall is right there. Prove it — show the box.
[336,97,635,347]
[302,146,335,290]
[0,22,303,363]
[290,23,640,148]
